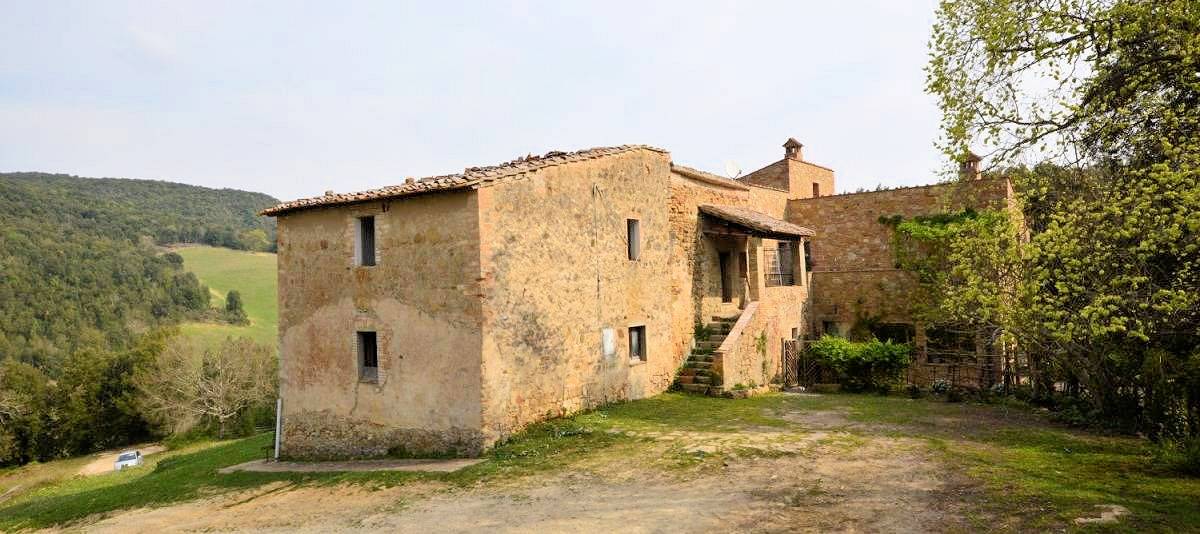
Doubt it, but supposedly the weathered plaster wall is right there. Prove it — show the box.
[276,192,485,458]
[477,149,674,445]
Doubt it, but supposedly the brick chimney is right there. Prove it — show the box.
[960,151,982,180]
[783,138,804,160]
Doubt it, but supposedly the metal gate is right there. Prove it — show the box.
[782,339,801,387]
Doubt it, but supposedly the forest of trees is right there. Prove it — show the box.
[0,172,278,372]
[0,173,280,465]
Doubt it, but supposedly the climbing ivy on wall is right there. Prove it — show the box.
[883,208,1026,353]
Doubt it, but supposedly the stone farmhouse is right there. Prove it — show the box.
[261,139,1013,458]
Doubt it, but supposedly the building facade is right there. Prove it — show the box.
[262,139,1013,459]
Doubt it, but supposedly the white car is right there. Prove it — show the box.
[114,450,143,471]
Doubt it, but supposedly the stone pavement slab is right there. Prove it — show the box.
[218,457,484,474]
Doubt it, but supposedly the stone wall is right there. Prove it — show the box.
[740,159,790,191]
[667,171,810,392]
[667,173,752,363]
[788,178,1011,274]
[786,178,1014,386]
[794,160,836,199]
[718,274,808,388]
[477,149,675,445]
[272,143,852,459]
[741,156,836,201]
[275,192,486,458]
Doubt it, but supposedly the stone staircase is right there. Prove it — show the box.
[675,314,739,396]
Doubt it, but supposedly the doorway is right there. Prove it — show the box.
[719,251,733,302]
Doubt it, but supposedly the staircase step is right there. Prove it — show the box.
[677,375,695,385]
[681,384,710,394]
[694,376,712,385]
[696,341,722,350]
[687,354,713,363]
[685,361,713,370]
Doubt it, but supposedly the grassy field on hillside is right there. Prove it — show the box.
[176,246,277,347]
[1,393,1196,531]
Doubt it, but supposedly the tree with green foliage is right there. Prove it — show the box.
[888,209,1030,384]
[927,0,1200,439]
[52,331,167,455]
[223,290,249,325]
[0,360,51,465]
[0,172,277,376]
[0,330,174,466]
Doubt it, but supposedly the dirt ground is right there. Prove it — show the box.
[71,399,979,533]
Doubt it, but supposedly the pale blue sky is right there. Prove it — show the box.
[1,0,946,201]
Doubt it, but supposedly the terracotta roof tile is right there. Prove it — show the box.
[699,204,815,238]
[261,144,668,216]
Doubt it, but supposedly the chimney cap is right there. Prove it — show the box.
[962,150,982,162]
[783,138,804,149]
[324,190,336,197]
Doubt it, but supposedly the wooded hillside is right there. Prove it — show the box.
[0,173,279,374]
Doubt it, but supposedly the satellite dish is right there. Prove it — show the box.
[724,161,742,179]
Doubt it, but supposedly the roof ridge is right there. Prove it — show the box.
[261,144,668,216]
[670,163,750,191]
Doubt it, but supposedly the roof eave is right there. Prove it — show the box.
[259,182,478,217]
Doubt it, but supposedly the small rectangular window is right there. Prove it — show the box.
[357,216,376,266]
[764,242,797,287]
[812,183,821,197]
[627,219,641,260]
[628,325,646,362]
[791,327,799,340]
[357,331,378,382]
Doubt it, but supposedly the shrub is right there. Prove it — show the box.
[1156,437,1200,477]
[807,335,912,393]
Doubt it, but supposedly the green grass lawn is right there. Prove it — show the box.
[175,246,277,347]
[2,393,1195,531]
